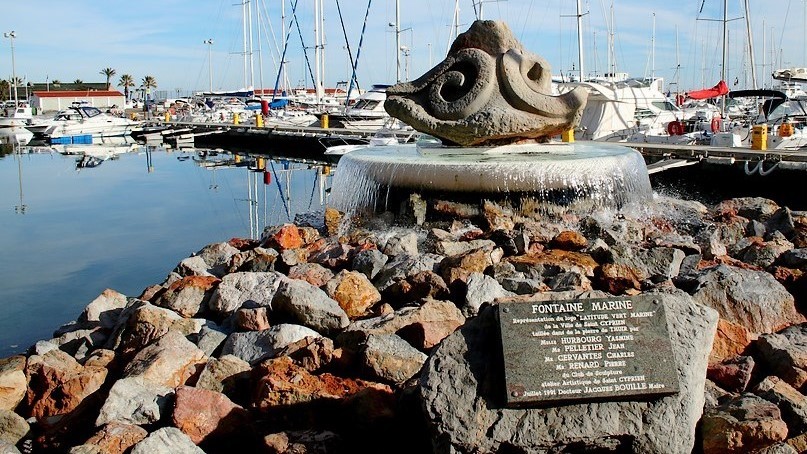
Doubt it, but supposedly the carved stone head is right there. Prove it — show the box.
[384,20,587,146]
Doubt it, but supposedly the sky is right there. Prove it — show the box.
[1,0,805,96]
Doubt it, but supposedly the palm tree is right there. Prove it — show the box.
[73,79,83,85]
[141,75,157,102]
[118,74,134,101]
[100,67,116,90]
[0,80,9,100]
[51,79,61,85]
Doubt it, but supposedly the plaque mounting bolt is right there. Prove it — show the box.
[511,391,519,397]
[503,307,510,313]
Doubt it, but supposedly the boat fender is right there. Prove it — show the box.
[710,117,722,133]
[667,121,685,136]
[779,123,794,137]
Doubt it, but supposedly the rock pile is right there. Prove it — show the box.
[1,196,807,453]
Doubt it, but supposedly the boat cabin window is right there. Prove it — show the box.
[651,101,679,112]
[768,100,807,122]
[81,107,103,118]
[353,99,381,110]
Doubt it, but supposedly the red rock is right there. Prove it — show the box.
[594,263,643,294]
[325,270,381,318]
[441,248,498,287]
[84,422,148,454]
[701,394,789,453]
[508,250,598,276]
[308,242,356,269]
[172,386,250,445]
[263,224,304,251]
[710,319,757,365]
[298,227,321,246]
[83,349,116,369]
[138,284,165,302]
[157,275,220,318]
[482,201,515,231]
[253,356,391,411]
[548,231,588,251]
[288,263,335,287]
[708,356,755,393]
[275,336,335,372]
[24,349,107,419]
[382,271,450,308]
[235,307,271,331]
[228,237,259,251]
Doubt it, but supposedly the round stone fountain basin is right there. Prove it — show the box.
[329,141,653,214]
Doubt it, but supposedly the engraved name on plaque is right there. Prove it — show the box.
[499,295,679,407]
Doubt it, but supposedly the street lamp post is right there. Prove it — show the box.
[4,31,18,105]
[204,39,214,93]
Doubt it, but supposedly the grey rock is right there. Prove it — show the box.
[80,289,128,329]
[173,256,214,278]
[690,264,802,333]
[373,253,444,292]
[272,279,349,334]
[463,272,515,316]
[68,446,102,454]
[435,239,497,257]
[766,207,796,238]
[351,249,389,280]
[754,375,807,434]
[704,379,734,410]
[220,324,321,365]
[420,291,718,454]
[546,271,590,291]
[757,324,807,391]
[747,219,767,238]
[0,441,21,454]
[742,236,794,268]
[758,443,799,454]
[0,409,28,445]
[501,276,546,294]
[130,427,204,454]
[208,271,286,315]
[381,231,419,256]
[195,322,229,356]
[778,248,807,269]
[361,334,428,384]
[695,226,728,259]
[96,377,173,427]
[196,354,251,399]
[715,197,780,221]
[194,242,241,277]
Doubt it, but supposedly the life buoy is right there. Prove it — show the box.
[779,122,794,137]
[667,120,685,136]
[710,116,722,133]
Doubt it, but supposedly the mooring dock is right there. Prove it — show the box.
[621,141,807,175]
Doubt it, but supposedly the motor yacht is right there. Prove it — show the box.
[27,106,140,140]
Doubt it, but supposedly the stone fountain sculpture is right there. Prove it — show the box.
[384,20,587,146]
[329,20,652,216]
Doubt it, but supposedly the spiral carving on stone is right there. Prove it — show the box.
[384,20,587,146]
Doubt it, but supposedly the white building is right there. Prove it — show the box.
[30,90,125,112]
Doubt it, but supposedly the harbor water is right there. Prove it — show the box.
[0,144,333,357]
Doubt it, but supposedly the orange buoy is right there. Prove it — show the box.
[779,122,794,137]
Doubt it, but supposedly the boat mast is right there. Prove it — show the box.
[248,0,255,89]
[762,18,766,88]
[743,0,757,89]
[313,0,323,103]
[319,0,325,99]
[721,0,727,116]
[396,0,401,83]
[242,0,249,89]
[651,12,656,81]
[576,0,585,81]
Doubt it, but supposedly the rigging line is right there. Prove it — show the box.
[307,169,318,210]
[779,0,793,58]
[269,159,292,221]
[291,1,317,94]
[335,0,361,93]
[271,0,301,101]
[346,0,373,107]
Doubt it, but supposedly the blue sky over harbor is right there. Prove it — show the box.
[1,0,804,95]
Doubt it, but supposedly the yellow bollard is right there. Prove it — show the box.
[321,114,329,129]
[321,165,331,176]
[234,154,242,164]
[561,129,575,143]
[256,157,266,171]
[751,124,768,150]
[164,111,171,122]
[256,114,264,128]
[233,112,240,125]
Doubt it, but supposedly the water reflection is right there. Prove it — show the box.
[0,141,334,356]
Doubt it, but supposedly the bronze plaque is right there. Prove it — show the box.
[499,295,679,407]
